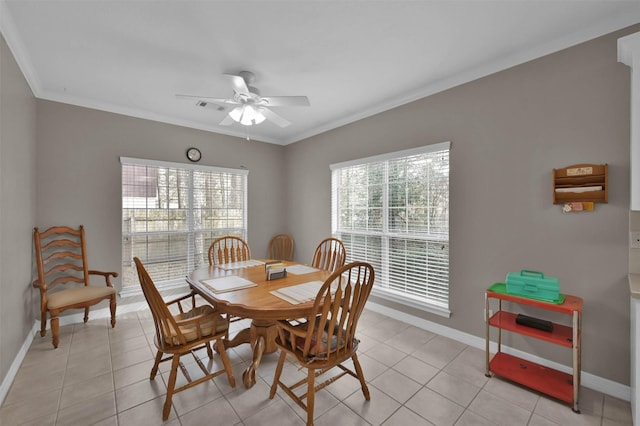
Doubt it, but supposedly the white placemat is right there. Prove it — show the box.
[285,264,320,275]
[201,276,257,293]
[271,280,325,304]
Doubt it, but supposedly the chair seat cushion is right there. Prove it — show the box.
[290,318,351,356]
[47,285,115,310]
[166,305,228,344]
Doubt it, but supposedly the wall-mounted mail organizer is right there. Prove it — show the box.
[553,164,608,211]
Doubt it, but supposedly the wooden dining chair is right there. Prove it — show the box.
[268,233,294,261]
[134,257,236,420]
[207,235,252,331]
[33,225,118,348]
[269,262,375,426]
[310,237,346,272]
[208,235,251,266]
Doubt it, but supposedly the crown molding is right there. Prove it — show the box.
[0,0,42,96]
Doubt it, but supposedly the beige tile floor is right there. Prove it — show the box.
[0,291,633,426]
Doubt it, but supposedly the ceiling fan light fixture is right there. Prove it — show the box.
[229,105,243,122]
[230,104,266,126]
[244,105,266,125]
[178,71,308,128]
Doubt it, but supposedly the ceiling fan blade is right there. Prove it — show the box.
[219,114,235,126]
[176,94,238,106]
[260,108,291,128]
[260,96,310,107]
[224,74,251,96]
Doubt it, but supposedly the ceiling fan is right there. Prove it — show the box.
[177,71,310,127]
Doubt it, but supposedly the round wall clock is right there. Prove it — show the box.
[186,147,201,162]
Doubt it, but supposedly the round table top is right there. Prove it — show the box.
[188,261,332,321]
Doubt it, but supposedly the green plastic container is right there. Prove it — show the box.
[505,270,561,303]
[488,282,565,304]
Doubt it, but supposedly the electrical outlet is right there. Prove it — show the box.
[631,232,640,249]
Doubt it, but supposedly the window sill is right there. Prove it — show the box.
[370,287,451,318]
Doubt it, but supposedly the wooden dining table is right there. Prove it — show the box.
[187,261,332,388]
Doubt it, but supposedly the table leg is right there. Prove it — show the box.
[241,319,279,388]
[243,335,264,388]
[224,327,251,349]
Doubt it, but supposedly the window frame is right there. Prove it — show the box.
[120,157,249,295]
[330,142,451,317]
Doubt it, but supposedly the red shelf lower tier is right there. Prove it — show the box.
[489,352,574,404]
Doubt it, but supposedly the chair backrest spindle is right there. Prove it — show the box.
[311,237,346,272]
[268,233,294,261]
[208,236,251,266]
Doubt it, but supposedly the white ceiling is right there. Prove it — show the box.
[1,1,639,145]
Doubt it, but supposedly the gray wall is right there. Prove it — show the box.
[285,25,637,385]
[35,101,288,286]
[0,34,37,384]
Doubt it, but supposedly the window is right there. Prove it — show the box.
[331,142,450,316]
[120,157,248,292]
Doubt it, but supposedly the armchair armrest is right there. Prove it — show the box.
[32,279,47,290]
[88,270,119,278]
[166,292,199,315]
[88,270,118,288]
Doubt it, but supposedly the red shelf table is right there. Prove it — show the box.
[485,284,582,413]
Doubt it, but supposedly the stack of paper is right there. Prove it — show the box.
[554,186,602,193]
[265,262,287,280]
[201,276,257,293]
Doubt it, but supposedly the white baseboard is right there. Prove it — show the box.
[0,322,38,406]
[366,301,631,402]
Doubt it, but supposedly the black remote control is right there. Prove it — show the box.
[515,314,553,332]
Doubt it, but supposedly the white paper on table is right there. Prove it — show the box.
[285,264,319,275]
[201,276,257,293]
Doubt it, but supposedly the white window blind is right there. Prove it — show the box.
[121,157,248,291]
[331,142,450,315]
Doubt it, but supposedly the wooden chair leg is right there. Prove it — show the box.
[216,339,236,387]
[83,307,90,323]
[150,350,163,380]
[206,342,213,359]
[50,315,60,349]
[306,368,315,426]
[270,351,287,399]
[352,354,370,400]
[40,311,47,337]
[110,295,117,328]
[163,354,180,420]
